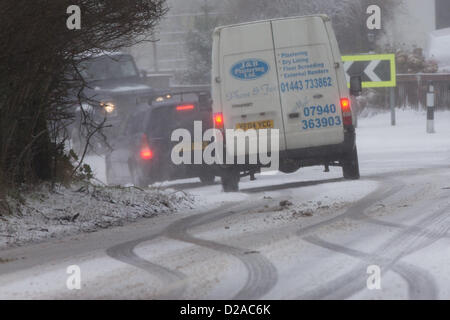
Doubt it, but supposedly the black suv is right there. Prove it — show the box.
[70,53,154,154]
[105,90,217,187]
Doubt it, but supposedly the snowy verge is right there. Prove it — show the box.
[0,183,195,249]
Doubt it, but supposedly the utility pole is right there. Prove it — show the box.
[390,87,396,126]
[426,82,435,133]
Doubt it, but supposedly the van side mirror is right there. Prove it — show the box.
[350,75,362,96]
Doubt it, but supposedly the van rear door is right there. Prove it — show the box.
[271,16,345,150]
[218,22,287,153]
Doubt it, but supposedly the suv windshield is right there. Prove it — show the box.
[79,55,138,81]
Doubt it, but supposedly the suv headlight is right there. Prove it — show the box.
[101,102,116,113]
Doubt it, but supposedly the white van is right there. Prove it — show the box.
[211,15,361,192]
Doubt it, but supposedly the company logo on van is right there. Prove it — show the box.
[230,59,270,81]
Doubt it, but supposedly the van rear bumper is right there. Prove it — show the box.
[220,127,355,171]
[284,128,356,165]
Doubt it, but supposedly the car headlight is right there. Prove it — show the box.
[154,94,172,103]
[101,102,116,113]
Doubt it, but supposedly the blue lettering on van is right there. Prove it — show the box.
[300,104,342,130]
[230,59,270,81]
[280,77,332,93]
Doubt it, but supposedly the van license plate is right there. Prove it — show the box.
[236,120,274,131]
[192,141,210,151]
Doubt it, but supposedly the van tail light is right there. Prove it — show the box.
[214,112,224,130]
[140,134,153,160]
[140,148,153,160]
[340,98,352,126]
[176,104,195,111]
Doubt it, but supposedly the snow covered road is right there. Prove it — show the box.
[1,110,450,299]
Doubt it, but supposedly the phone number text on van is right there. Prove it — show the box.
[301,104,342,130]
[280,76,333,93]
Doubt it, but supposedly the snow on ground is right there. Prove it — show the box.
[357,109,450,175]
[0,184,195,249]
[194,180,379,241]
[84,155,108,185]
[1,109,449,299]
[92,107,450,233]
[2,109,449,251]
[358,109,450,155]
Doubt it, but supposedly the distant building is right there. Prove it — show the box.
[436,0,450,29]
[381,0,435,50]
[382,0,450,50]
[131,0,450,75]
[130,0,216,75]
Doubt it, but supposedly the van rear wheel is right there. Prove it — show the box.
[342,147,360,180]
[221,169,240,192]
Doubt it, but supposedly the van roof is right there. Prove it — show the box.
[213,14,330,34]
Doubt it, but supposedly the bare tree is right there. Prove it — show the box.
[0,0,168,192]
[182,0,220,84]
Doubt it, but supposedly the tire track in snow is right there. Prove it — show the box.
[296,182,450,299]
[106,233,187,299]
[106,202,236,299]
[301,235,438,300]
[295,177,405,238]
[349,189,450,240]
[288,170,426,299]
[105,167,448,299]
[351,169,450,239]
[107,199,278,300]
[355,216,450,240]
[164,199,279,300]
